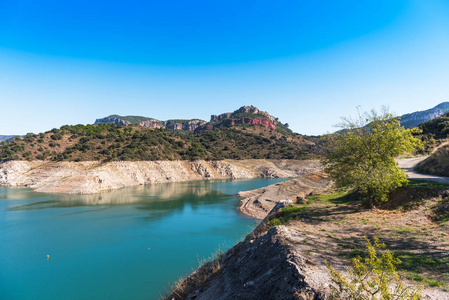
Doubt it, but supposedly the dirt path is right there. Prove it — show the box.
[397,157,449,184]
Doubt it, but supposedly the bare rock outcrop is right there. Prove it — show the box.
[400,102,449,128]
[166,119,207,131]
[222,117,277,129]
[202,105,285,131]
[138,118,165,128]
[94,115,207,131]
[166,225,326,300]
[139,119,207,131]
[94,116,131,126]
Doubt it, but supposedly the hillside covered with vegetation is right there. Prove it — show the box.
[411,112,449,176]
[418,112,449,140]
[0,123,325,162]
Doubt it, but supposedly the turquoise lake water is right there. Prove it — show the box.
[0,178,287,300]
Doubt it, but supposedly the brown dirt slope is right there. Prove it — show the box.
[415,145,449,177]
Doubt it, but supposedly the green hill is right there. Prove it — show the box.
[418,112,449,139]
[0,123,325,162]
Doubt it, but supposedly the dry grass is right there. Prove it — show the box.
[276,184,449,294]
[415,145,449,177]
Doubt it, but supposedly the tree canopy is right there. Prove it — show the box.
[322,108,421,208]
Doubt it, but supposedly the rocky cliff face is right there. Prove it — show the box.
[199,105,288,131]
[94,117,131,126]
[95,115,206,131]
[138,119,165,128]
[0,159,321,195]
[222,117,277,129]
[400,102,449,128]
[139,119,206,131]
[165,119,207,131]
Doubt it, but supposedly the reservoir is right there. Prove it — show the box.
[0,178,287,300]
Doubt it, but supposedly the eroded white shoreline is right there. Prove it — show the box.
[0,159,321,195]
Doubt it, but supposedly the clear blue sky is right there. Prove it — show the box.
[1,0,448,135]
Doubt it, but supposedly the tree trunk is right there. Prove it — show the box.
[367,190,374,209]
[368,196,374,209]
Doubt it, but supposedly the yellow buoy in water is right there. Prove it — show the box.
[47,255,50,259]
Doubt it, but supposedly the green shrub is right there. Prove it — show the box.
[326,237,421,300]
[51,133,62,140]
[268,218,283,227]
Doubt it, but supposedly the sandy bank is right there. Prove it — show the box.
[0,159,321,195]
[238,171,333,219]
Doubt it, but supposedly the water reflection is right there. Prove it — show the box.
[1,178,288,222]
[1,180,240,211]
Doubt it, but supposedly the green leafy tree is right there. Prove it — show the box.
[322,108,420,208]
[326,237,421,300]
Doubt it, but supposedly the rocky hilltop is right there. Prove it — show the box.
[198,105,289,132]
[400,102,449,129]
[94,115,133,126]
[94,106,289,133]
[211,105,281,124]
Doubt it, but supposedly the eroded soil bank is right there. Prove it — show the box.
[0,159,321,194]
[238,171,332,219]
[166,203,329,300]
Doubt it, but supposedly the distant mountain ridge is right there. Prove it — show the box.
[400,102,449,129]
[417,111,449,139]
[0,135,20,142]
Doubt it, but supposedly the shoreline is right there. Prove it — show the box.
[237,171,332,219]
[0,159,322,195]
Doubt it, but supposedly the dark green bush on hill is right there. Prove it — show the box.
[418,112,449,139]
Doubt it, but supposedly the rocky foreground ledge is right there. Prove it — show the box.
[165,201,329,300]
[0,159,321,194]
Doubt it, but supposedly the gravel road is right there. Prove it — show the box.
[397,157,449,184]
